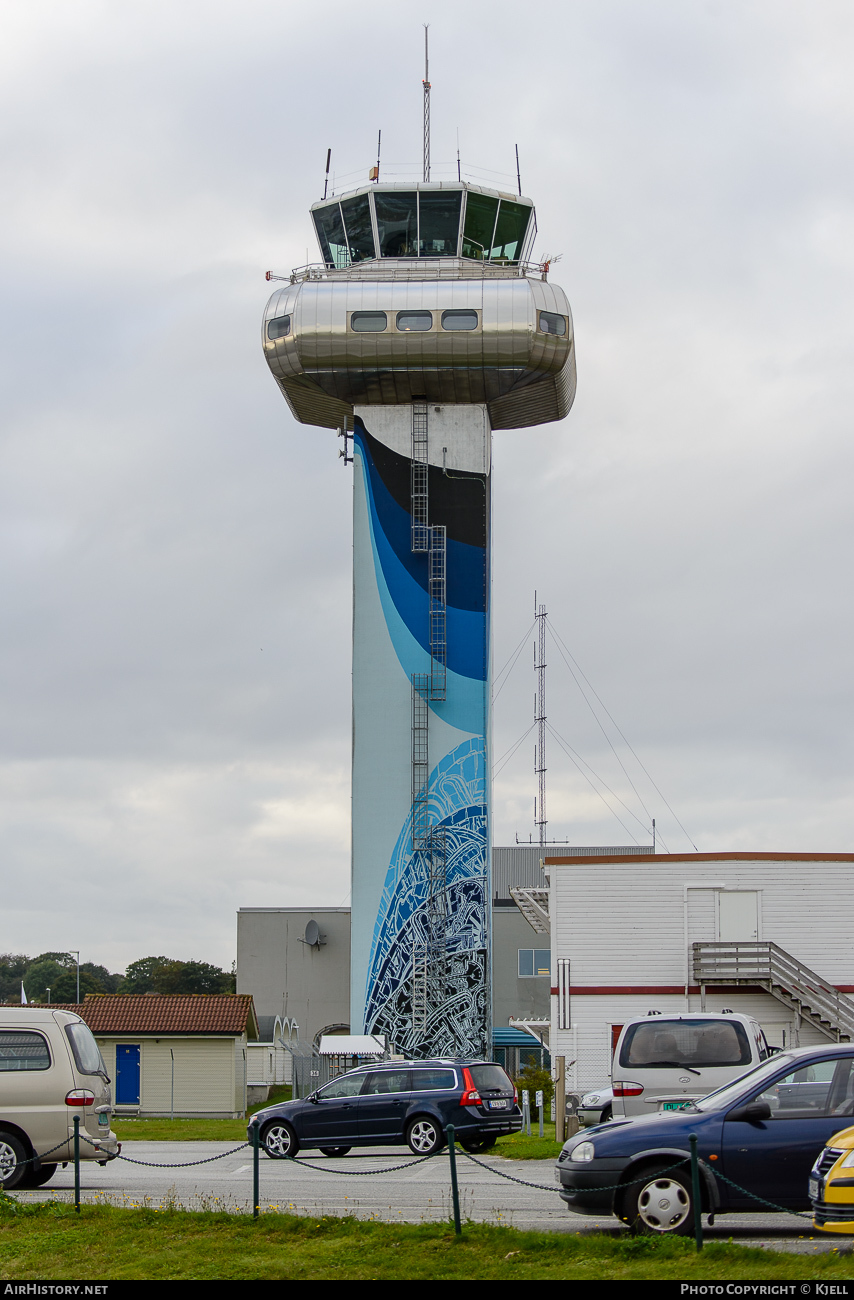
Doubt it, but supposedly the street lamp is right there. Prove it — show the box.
[69,951,80,1003]
[46,987,51,1005]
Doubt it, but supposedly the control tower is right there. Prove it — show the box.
[262,180,576,1058]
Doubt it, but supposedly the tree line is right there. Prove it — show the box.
[0,952,235,1004]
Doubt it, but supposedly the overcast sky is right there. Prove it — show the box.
[2,0,853,975]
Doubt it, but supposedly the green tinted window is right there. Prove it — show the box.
[341,194,376,263]
[418,190,462,256]
[313,204,349,269]
[462,192,498,260]
[375,191,418,257]
[491,200,531,262]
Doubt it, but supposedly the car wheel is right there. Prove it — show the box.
[622,1164,695,1236]
[17,1163,57,1189]
[406,1117,444,1155]
[0,1133,28,1191]
[458,1134,497,1154]
[319,1147,351,1157]
[600,1104,613,1123]
[261,1121,299,1159]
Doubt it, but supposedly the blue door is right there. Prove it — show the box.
[116,1044,140,1105]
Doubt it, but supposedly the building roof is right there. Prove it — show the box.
[544,852,854,865]
[40,994,258,1038]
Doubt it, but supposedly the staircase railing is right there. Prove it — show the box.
[692,941,854,1042]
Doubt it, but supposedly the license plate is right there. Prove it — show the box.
[489,1100,507,1110]
[98,1113,110,1127]
[809,1177,821,1202]
[661,1102,690,1111]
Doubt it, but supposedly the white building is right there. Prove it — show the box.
[540,852,854,1095]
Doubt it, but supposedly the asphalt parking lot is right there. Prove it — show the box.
[14,1142,852,1255]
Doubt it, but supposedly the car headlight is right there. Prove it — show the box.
[841,1150,854,1168]
[582,1094,601,1107]
[569,1141,595,1163]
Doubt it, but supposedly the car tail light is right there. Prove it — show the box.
[513,1086,518,1105]
[65,1090,96,1106]
[612,1081,644,1097]
[460,1067,482,1106]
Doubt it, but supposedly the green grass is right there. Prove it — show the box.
[0,1197,852,1280]
[113,1086,293,1142]
[113,1094,561,1160]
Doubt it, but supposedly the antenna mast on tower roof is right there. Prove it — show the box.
[423,25,431,182]
[534,596,547,848]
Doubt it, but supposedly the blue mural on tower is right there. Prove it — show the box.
[352,418,491,1057]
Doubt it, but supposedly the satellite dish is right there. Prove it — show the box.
[305,920,321,948]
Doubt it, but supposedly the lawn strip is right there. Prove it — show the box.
[0,1202,852,1281]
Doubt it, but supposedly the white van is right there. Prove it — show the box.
[611,1011,770,1118]
[0,1008,119,1189]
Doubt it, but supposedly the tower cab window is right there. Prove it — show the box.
[351,312,388,332]
[538,311,567,336]
[396,311,432,332]
[441,310,478,331]
[267,315,291,341]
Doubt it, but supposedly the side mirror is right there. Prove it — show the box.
[726,1100,772,1123]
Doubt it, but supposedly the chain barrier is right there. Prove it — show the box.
[12,1130,821,1232]
[78,1132,251,1168]
[702,1165,813,1220]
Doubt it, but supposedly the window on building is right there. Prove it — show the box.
[266,315,291,341]
[340,193,376,263]
[418,190,462,256]
[462,192,498,260]
[490,199,532,262]
[441,309,478,330]
[313,203,349,269]
[538,310,567,336]
[518,949,550,977]
[396,311,432,332]
[375,191,419,257]
[350,311,388,332]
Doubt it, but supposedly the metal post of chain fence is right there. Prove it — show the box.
[537,1090,544,1139]
[252,1119,260,1219]
[689,1134,703,1252]
[446,1125,462,1235]
[73,1117,80,1213]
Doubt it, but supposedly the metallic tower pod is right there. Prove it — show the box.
[262,181,576,1057]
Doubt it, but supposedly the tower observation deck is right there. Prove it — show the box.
[263,180,576,1058]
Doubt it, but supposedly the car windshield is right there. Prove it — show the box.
[692,1052,798,1112]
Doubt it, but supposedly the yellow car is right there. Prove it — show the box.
[811,1125,854,1233]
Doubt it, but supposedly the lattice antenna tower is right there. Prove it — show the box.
[534,595,547,847]
[422,25,431,182]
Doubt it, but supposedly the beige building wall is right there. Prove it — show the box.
[98,1036,244,1117]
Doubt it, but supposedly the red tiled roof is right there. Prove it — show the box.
[40,994,259,1037]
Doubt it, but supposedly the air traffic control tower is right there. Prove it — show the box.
[262,181,576,1058]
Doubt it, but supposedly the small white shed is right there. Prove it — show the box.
[68,993,259,1118]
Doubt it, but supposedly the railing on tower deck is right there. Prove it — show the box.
[267,257,555,286]
[692,941,854,1042]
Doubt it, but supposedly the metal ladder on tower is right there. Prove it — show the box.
[409,403,449,1032]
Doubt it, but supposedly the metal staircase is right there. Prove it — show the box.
[692,941,854,1042]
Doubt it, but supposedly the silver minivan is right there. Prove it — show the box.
[0,1008,119,1189]
[611,1011,770,1118]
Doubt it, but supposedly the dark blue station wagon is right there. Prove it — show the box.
[250,1060,521,1158]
